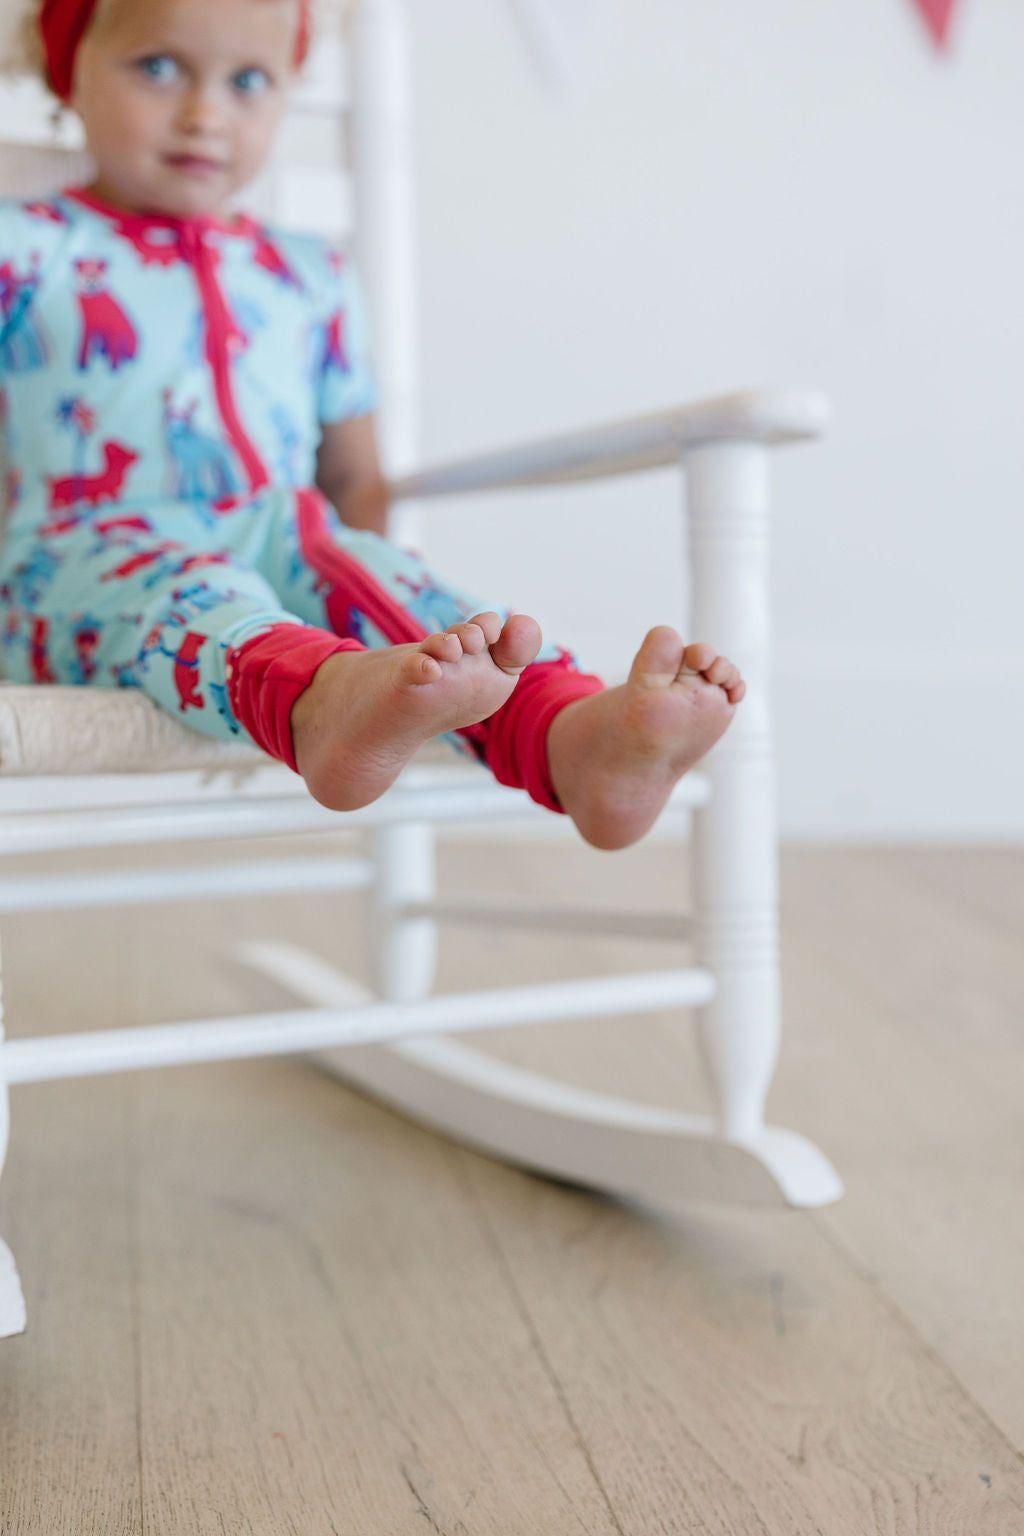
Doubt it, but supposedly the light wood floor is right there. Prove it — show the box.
[1,839,1022,1532]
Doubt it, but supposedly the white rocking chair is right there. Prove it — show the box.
[0,0,840,1341]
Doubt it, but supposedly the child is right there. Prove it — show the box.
[0,0,745,850]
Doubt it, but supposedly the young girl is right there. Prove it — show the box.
[0,0,745,850]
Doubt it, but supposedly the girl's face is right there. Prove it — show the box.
[70,0,299,219]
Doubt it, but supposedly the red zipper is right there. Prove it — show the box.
[182,224,269,497]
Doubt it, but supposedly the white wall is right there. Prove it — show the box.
[403,0,1024,841]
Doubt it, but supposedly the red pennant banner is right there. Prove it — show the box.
[910,0,957,47]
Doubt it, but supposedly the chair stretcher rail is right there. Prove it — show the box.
[403,900,694,943]
[0,773,710,855]
[0,968,716,1085]
[0,858,375,914]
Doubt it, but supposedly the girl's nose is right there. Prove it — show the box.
[177,88,226,137]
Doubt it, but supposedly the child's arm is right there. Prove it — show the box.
[316,414,391,537]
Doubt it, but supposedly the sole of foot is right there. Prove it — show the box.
[293,610,542,811]
[546,625,745,850]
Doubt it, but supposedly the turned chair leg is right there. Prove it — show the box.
[0,937,27,1338]
[371,822,440,1003]
[687,442,781,1143]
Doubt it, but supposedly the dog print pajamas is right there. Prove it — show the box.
[0,189,602,807]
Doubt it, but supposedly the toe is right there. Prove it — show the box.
[421,631,462,664]
[406,650,443,685]
[450,620,487,656]
[703,655,735,687]
[629,625,685,687]
[490,612,542,675]
[680,641,717,675]
[467,611,502,645]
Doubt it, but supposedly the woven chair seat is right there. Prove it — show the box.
[0,682,457,779]
[0,683,261,777]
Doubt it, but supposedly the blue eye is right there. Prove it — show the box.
[232,67,270,96]
[137,54,179,83]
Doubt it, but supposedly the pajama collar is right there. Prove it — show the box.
[64,185,247,242]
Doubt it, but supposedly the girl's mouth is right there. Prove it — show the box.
[164,154,226,178]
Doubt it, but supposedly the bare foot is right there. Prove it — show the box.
[292,611,542,810]
[546,626,745,850]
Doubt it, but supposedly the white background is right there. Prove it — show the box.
[401,0,1024,841]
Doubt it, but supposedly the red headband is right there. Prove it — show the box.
[40,0,313,103]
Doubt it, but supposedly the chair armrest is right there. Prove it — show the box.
[390,387,829,500]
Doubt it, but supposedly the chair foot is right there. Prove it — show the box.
[732,1126,844,1208]
[236,942,842,1210]
[0,1237,26,1339]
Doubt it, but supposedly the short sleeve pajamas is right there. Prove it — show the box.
[0,189,602,809]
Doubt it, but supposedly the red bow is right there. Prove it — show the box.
[40,0,313,102]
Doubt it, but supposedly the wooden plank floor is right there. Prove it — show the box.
[1,840,1022,1532]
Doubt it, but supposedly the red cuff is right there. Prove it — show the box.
[227,625,604,805]
[478,657,605,812]
[226,625,365,771]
